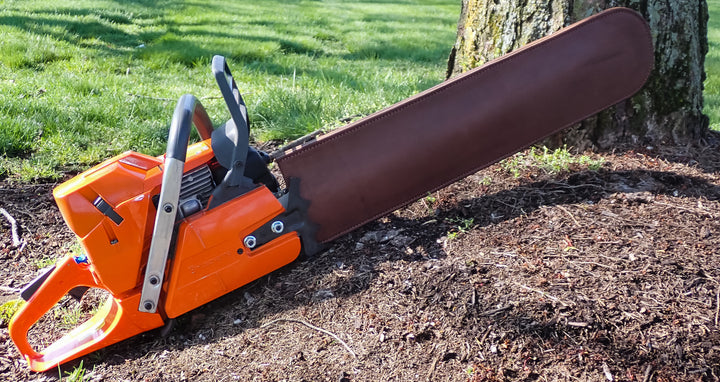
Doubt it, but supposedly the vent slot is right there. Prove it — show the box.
[179,165,215,207]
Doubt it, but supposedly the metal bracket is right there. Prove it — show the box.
[244,178,323,256]
[138,157,184,313]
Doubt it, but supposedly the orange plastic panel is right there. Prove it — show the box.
[52,141,216,295]
[54,142,214,238]
[164,186,301,318]
[54,152,160,237]
[78,194,153,294]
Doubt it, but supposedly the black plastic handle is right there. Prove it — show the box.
[212,55,249,134]
[206,56,257,209]
[166,94,212,161]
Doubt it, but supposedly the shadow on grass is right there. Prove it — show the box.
[0,1,455,69]
[0,2,173,58]
[0,14,139,52]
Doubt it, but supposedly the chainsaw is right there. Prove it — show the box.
[9,8,653,372]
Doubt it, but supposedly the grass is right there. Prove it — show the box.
[56,303,84,328]
[705,0,720,130]
[61,360,86,382]
[500,146,605,178]
[446,217,475,240]
[0,299,25,326]
[1,1,717,181]
[33,254,56,269]
[0,0,459,180]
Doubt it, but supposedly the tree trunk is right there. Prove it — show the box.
[447,0,709,149]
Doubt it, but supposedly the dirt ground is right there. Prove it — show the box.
[0,139,719,381]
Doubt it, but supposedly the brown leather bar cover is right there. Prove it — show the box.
[277,8,654,243]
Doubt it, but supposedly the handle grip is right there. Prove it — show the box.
[207,56,256,208]
[9,255,164,372]
[212,55,249,133]
[166,94,212,161]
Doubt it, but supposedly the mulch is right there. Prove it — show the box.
[0,141,718,381]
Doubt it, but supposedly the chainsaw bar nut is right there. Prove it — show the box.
[271,220,284,234]
[244,235,257,249]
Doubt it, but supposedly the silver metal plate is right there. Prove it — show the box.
[139,157,185,313]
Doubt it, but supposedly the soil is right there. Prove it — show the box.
[0,140,719,381]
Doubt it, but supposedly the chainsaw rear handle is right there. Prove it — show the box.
[9,255,165,372]
[9,256,99,365]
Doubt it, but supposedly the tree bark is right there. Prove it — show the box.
[447,0,709,149]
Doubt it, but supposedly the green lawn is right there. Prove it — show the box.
[1,1,718,181]
[705,0,720,131]
[0,0,459,180]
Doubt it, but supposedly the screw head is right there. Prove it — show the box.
[143,301,154,311]
[149,275,160,285]
[163,203,173,213]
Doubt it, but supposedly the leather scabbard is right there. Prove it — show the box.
[277,7,654,243]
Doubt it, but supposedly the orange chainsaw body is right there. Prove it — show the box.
[9,140,301,371]
[8,11,655,370]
